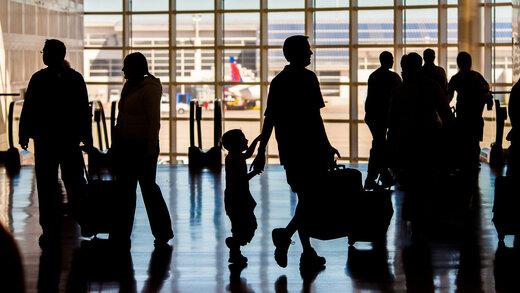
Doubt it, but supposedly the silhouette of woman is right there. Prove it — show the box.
[110,52,173,248]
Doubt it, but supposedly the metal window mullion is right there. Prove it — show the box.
[349,0,358,163]
[123,0,130,56]
[260,0,269,161]
[483,0,493,83]
[438,0,448,69]
[305,0,314,45]
[215,0,224,133]
[169,0,177,163]
[395,0,404,71]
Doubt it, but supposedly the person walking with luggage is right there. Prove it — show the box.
[110,52,173,248]
[251,35,340,270]
[222,129,261,264]
[19,39,92,247]
[448,52,492,172]
[364,51,402,189]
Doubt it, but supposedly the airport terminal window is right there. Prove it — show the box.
[81,0,514,163]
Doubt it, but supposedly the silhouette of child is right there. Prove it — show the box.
[222,129,261,264]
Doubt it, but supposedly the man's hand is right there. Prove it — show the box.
[19,137,29,150]
[328,145,341,166]
[251,150,266,172]
[330,145,341,159]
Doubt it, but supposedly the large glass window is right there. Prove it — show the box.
[83,0,514,163]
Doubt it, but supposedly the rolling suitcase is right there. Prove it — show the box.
[304,164,393,245]
[346,189,394,246]
[493,175,520,241]
[0,100,21,173]
[304,165,362,240]
[80,148,119,237]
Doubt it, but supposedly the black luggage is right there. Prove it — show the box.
[305,165,362,240]
[304,165,394,245]
[0,100,21,173]
[188,100,222,171]
[346,189,393,246]
[80,148,119,236]
[493,175,520,241]
[79,101,119,236]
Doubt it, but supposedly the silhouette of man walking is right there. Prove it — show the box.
[448,52,492,171]
[19,39,92,246]
[252,35,339,270]
[364,51,402,189]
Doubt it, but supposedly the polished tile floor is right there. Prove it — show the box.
[0,164,518,292]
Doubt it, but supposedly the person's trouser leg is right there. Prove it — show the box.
[367,123,387,184]
[34,144,61,236]
[285,194,301,237]
[60,146,87,225]
[138,155,173,241]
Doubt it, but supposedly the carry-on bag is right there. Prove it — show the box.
[304,164,393,245]
[304,165,362,240]
[493,175,520,241]
[346,189,393,246]
[80,148,119,236]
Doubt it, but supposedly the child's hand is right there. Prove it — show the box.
[251,135,262,145]
[252,168,263,176]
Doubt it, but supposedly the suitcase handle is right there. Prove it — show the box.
[330,160,346,171]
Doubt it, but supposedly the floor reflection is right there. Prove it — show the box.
[0,165,510,292]
[67,239,136,293]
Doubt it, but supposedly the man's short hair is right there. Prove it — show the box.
[423,48,435,63]
[406,52,423,71]
[283,35,309,62]
[44,39,66,61]
[457,51,472,70]
[379,51,393,67]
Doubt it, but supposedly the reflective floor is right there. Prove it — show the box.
[0,164,518,292]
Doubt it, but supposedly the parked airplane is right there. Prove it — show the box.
[224,56,260,110]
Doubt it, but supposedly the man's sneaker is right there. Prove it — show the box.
[272,228,291,268]
[299,249,326,269]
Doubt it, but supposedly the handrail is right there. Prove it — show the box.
[491,91,511,95]
[110,101,117,144]
[8,100,24,149]
[0,93,20,97]
[90,100,110,150]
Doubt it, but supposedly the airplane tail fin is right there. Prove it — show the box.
[229,56,242,82]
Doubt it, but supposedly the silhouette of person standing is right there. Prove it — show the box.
[19,39,92,246]
[364,51,402,189]
[422,49,455,170]
[388,53,444,237]
[110,52,173,248]
[422,49,448,95]
[388,53,444,179]
[507,79,520,176]
[251,35,339,270]
[448,52,492,171]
